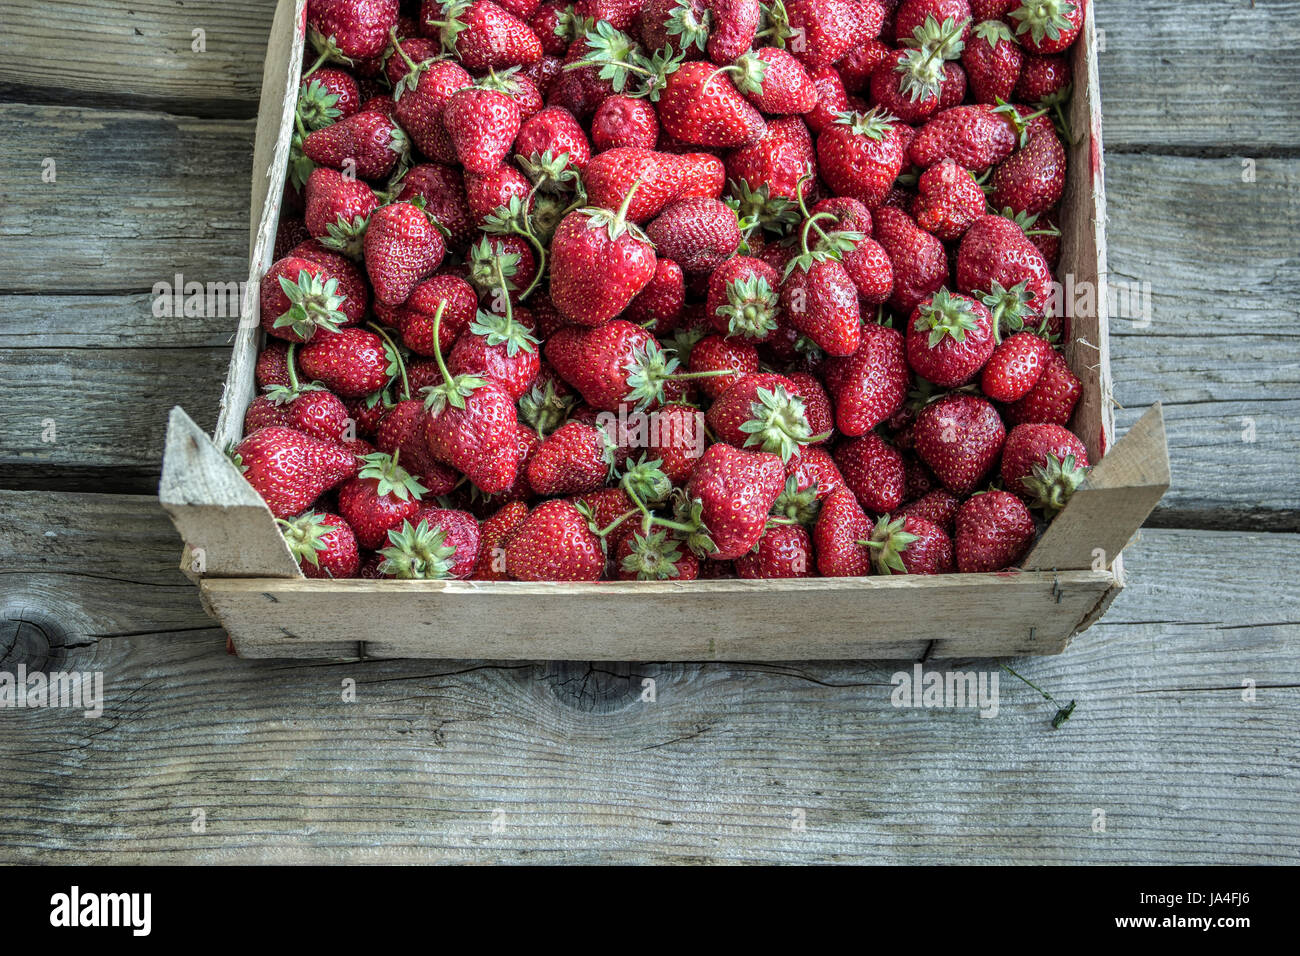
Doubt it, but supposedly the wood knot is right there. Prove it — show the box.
[0,608,71,673]
[541,661,648,714]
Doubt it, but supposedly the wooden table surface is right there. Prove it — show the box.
[1,1,1297,864]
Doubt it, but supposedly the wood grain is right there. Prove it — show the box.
[0,491,1295,863]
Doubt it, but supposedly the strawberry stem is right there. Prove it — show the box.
[427,301,452,386]
[301,48,330,80]
[367,321,410,401]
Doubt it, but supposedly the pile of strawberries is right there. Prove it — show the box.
[236,0,1093,582]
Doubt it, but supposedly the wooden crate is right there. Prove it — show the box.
[159,0,1169,660]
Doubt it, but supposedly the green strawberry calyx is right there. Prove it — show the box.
[518,377,578,436]
[729,52,769,98]
[896,17,968,102]
[1021,452,1089,516]
[378,518,457,579]
[569,21,683,102]
[620,455,673,507]
[833,107,900,141]
[321,213,370,260]
[772,473,822,526]
[622,340,735,411]
[468,309,539,357]
[718,272,779,340]
[972,18,1016,48]
[665,1,711,54]
[862,514,921,576]
[785,212,862,277]
[902,14,971,59]
[357,451,428,502]
[978,279,1037,341]
[297,78,343,131]
[516,149,582,195]
[726,179,801,238]
[740,386,827,462]
[427,0,473,57]
[1009,0,1078,46]
[621,528,689,580]
[273,270,347,341]
[276,511,338,569]
[579,177,650,244]
[915,288,983,347]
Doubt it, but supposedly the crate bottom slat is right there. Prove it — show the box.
[203,572,1118,660]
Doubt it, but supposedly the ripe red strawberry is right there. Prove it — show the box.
[956,213,1053,333]
[730,46,817,115]
[781,254,862,357]
[288,239,371,325]
[1008,0,1085,55]
[816,108,909,208]
[396,163,475,249]
[971,0,1016,17]
[232,426,359,518]
[472,500,529,580]
[893,0,973,43]
[657,60,766,149]
[822,321,910,436]
[1002,349,1081,426]
[874,206,949,313]
[912,159,985,241]
[463,163,532,224]
[908,103,1024,170]
[705,372,811,460]
[869,48,943,125]
[307,0,400,61]
[1015,53,1072,105]
[591,94,660,151]
[688,332,760,399]
[260,256,350,343]
[679,443,785,559]
[245,358,351,444]
[394,274,479,357]
[298,69,362,131]
[376,398,462,493]
[581,148,684,223]
[913,392,1006,494]
[616,528,701,580]
[298,326,394,399]
[303,110,407,180]
[706,256,780,341]
[526,420,616,495]
[377,506,481,578]
[515,105,592,185]
[505,499,610,580]
[547,319,712,410]
[646,198,741,274]
[773,443,843,522]
[834,433,905,514]
[906,289,996,387]
[362,202,446,305]
[549,190,658,325]
[625,258,686,333]
[708,0,762,62]
[955,489,1035,571]
[836,37,894,94]
[640,402,705,485]
[963,19,1024,104]
[980,331,1053,401]
[304,167,378,259]
[867,513,954,574]
[781,0,882,71]
[990,125,1066,217]
[385,37,442,85]
[448,309,541,399]
[1001,421,1089,513]
[256,341,293,389]
[277,511,361,578]
[814,485,872,576]
[425,0,543,70]
[391,57,473,163]
[735,523,815,578]
[443,85,522,176]
[337,451,428,548]
[897,486,962,533]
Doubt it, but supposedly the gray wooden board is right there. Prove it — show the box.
[0,492,1296,863]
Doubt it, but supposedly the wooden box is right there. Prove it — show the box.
[159,0,1169,660]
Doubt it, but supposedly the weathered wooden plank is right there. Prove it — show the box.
[0,0,277,118]
[0,105,253,293]
[0,491,1295,863]
[0,294,238,348]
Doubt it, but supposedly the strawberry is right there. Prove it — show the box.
[616,528,701,580]
[912,159,985,241]
[288,240,372,326]
[443,83,522,175]
[802,65,850,135]
[304,167,378,259]
[906,289,996,387]
[678,443,785,559]
[298,69,361,131]
[908,103,1024,170]
[706,255,781,341]
[990,125,1066,217]
[836,37,894,94]
[391,53,474,162]
[515,105,592,181]
[642,402,706,485]
[449,309,541,399]
[548,188,658,325]
[874,206,950,313]
[307,0,400,62]
[735,523,815,578]
[529,2,576,56]
[363,201,446,305]
[955,213,1053,334]
[298,326,395,397]
[547,320,693,410]
[774,443,843,523]
[260,256,350,343]
[706,372,816,461]
[1002,349,1081,426]
[708,0,763,63]
[776,0,882,71]
[376,398,462,493]
[425,0,543,70]
[867,513,954,574]
[526,420,617,495]
[816,108,909,208]
[646,198,742,274]
[466,233,538,304]
[1008,0,1085,55]
[1015,53,1072,106]
[394,274,480,357]
[730,47,818,115]
[472,500,529,579]
[657,60,766,149]
[625,258,687,333]
[396,164,476,249]
[814,485,873,576]
[386,37,443,85]
[897,486,962,533]
[780,253,862,358]
[821,321,910,436]
[581,148,683,223]
[893,0,973,43]
[375,506,481,578]
[980,330,1053,401]
[954,489,1035,571]
[963,19,1023,104]
[637,0,711,56]
[245,362,351,445]
[464,163,532,224]
[302,110,408,180]
[256,341,294,389]
[277,511,361,578]
[337,451,428,548]
[834,432,906,514]
[591,94,661,151]
[688,332,760,398]
[505,499,612,580]
[232,426,359,518]
[1001,421,1089,513]
[913,392,1006,494]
